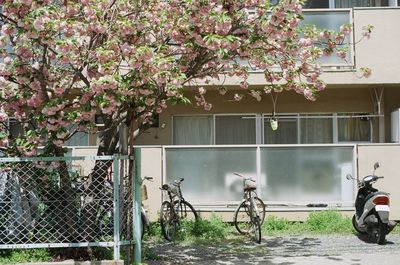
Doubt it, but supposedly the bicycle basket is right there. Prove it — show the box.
[162,184,179,197]
[141,184,148,201]
[244,179,256,191]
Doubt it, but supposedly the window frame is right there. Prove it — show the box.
[172,112,374,145]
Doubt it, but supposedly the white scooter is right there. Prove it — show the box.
[347,162,397,244]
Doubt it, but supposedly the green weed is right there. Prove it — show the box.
[262,211,354,235]
[185,215,230,240]
[171,215,234,242]
[305,210,353,234]
[0,248,51,263]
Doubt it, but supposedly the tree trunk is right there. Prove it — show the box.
[78,126,120,242]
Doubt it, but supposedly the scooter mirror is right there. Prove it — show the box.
[373,162,380,170]
[346,174,353,180]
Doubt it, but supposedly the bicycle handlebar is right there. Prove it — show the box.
[171,177,184,186]
[233,172,255,182]
[233,172,244,178]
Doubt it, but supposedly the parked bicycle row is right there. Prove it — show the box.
[141,172,266,244]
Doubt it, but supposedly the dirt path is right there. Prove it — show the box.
[143,234,400,265]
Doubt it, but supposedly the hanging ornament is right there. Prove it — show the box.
[270,92,278,131]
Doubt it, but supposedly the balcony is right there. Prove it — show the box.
[164,145,355,208]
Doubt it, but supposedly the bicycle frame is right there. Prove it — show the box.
[246,192,260,220]
[164,181,187,219]
[160,178,199,241]
[233,172,265,243]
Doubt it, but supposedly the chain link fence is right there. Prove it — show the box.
[0,155,135,259]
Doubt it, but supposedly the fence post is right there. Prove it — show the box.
[113,155,120,260]
[133,148,142,263]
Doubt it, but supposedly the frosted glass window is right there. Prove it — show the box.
[215,115,256,145]
[260,146,354,203]
[335,0,389,7]
[173,116,213,145]
[165,147,257,203]
[65,125,89,146]
[300,115,333,143]
[8,119,24,138]
[302,11,352,65]
[304,0,330,8]
[338,114,371,142]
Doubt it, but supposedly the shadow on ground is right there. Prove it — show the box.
[143,236,322,265]
[356,233,395,245]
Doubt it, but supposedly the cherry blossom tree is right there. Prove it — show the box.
[0,0,374,257]
[0,0,364,158]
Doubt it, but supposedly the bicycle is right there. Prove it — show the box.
[232,172,266,244]
[160,177,199,241]
[140,176,153,240]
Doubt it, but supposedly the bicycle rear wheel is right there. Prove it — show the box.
[160,201,178,241]
[234,197,266,234]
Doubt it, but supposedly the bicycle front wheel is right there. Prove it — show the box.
[234,197,266,234]
[160,201,178,241]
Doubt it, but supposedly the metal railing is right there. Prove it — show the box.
[0,155,135,260]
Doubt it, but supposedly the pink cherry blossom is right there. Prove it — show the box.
[234,94,243,101]
[336,50,347,59]
[0,0,372,156]
[340,24,352,35]
[361,68,372,78]
[198,87,206,95]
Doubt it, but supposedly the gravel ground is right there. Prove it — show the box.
[143,233,400,265]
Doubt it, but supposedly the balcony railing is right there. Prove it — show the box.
[163,144,356,208]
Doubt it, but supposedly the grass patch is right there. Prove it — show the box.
[179,215,233,242]
[0,248,51,264]
[305,210,353,234]
[391,222,400,234]
[145,210,355,243]
[144,215,234,243]
[262,210,354,235]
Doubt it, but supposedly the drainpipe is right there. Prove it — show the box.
[133,148,142,263]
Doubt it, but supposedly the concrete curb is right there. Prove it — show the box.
[5,260,124,265]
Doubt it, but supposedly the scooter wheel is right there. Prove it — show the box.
[352,214,367,235]
[374,218,387,245]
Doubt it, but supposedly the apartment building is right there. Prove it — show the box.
[129,3,400,220]
[4,2,400,220]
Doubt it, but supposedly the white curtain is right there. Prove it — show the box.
[264,118,298,144]
[300,116,333,144]
[338,117,371,142]
[173,116,213,145]
[215,115,256,145]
